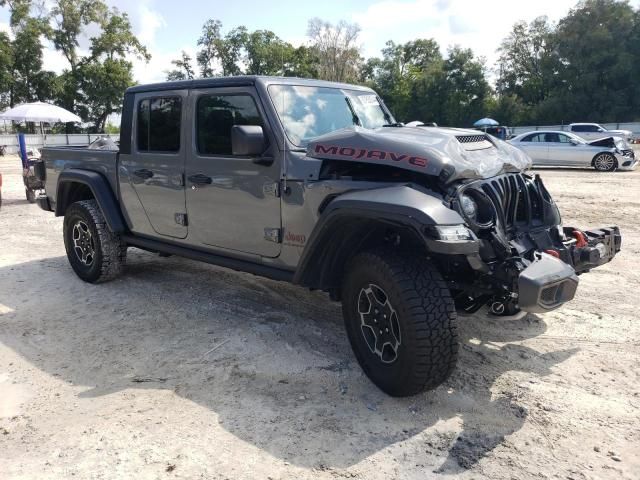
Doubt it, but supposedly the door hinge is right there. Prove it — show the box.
[264,227,282,243]
[175,213,188,226]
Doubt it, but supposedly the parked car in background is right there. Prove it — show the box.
[569,123,634,143]
[509,130,636,171]
[476,125,512,140]
[0,171,3,210]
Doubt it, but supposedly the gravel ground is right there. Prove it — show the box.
[0,154,639,480]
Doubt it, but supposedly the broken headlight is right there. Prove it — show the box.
[455,189,496,230]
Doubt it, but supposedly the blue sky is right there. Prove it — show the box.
[2,0,640,84]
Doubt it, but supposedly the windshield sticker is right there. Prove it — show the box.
[357,95,379,106]
[313,144,429,168]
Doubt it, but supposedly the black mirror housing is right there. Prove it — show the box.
[231,125,265,156]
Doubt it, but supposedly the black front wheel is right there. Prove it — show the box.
[341,250,458,397]
[63,200,127,283]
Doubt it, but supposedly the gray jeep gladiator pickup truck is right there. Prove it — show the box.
[35,76,621,396]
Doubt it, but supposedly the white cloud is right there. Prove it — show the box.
[0,21,10,35]
[135,3,166,47]
[352,0,640,69]
[131,45,198,84]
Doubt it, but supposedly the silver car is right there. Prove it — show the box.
[509,130,637,171]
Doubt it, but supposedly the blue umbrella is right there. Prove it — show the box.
[473,117,499,127]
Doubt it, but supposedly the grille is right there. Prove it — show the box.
[466,173,554,233]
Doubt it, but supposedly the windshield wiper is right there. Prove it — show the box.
[344,97,362,127]
[382,122,404,127]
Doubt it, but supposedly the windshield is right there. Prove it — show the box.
[268,84,395,148]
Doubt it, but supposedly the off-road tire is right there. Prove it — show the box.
[593,153,617,172]
[341,250,458,396]
[25,188,36,203]
[63,200,126,283]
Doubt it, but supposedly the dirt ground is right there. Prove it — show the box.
[0,153,639,480]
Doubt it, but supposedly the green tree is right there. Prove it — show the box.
[283,45,318,78]
[0,32,15,109]
[166,51,195,81]
[80,9,150,131]
[554,0,638,122]
[0,0,56,107]
[197,20,247,76]
[362,39,442,120]
[496,17,559,108]
[46,1,150,131]
[49,0,108,71]
[407,47,490,126]
[244,30,290,75]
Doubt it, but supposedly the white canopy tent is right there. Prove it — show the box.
[0,102,81,123]
[0,102,81,134]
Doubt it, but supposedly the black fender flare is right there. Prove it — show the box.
[55,169,127,233]
[293,185,466,290]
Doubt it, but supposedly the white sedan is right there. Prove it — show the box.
[509,131,637,172]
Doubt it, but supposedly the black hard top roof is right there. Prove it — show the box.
[126,75,375,94]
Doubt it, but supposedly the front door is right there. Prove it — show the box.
[121,90,187,238]
[546,132,582,165]
[185,87,281,258]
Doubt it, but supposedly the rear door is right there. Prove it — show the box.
[121,90,188,238]
[517,133,549,164]
[185,86,282,257]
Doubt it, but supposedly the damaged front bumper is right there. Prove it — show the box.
[517,226,620,312]
[439,172,622,314]
[496,225,621,313]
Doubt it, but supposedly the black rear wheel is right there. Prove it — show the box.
[342,250,458,396]
[63,200,126,283]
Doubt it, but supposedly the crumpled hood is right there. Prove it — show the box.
[306,125,531,182]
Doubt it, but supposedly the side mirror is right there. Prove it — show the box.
[569,138,579,145]
[231,125,265,157]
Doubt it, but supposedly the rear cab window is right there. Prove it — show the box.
[137,97,182,152]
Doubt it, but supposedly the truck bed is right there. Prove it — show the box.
[41,146,120,207]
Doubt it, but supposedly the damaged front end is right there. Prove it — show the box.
[436,172,621,314]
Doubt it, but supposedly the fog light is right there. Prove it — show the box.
[434,225,474,241]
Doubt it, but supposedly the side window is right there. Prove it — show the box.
[137,96,181,152]
[557,134,571,143]
[522,133,543,142]
[197,94,263,155]
[544,133,560,143]
[571,125,585,132]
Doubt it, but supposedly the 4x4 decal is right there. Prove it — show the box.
[313,144,429,168]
